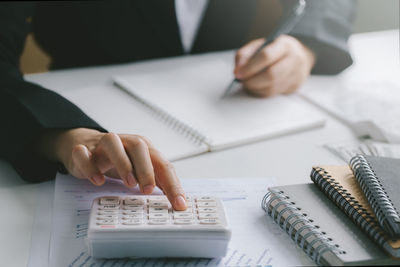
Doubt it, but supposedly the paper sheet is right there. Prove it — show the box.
[324,140,400,163]
[27,181,54,267]
[301,80,400,143]
[40,175,304,267]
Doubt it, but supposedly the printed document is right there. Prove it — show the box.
[30,175,305,266]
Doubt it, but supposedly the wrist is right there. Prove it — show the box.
[292,36,316,71]
[301,44,316,71]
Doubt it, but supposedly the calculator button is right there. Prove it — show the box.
[198,207,216,213]
[199,219,219,225]
[185,201,194,207]
[174,219,194,225]
[196,202,216,207]
[98,210,118,215]
[185,196,192,201]
[173,213,193,219]
[149,213,169,219]
[97,215,118,220]
[149,207,169,213]
[148,196,168,203]
[149,218,169,225]
[123,209,143,215]
[123,219,142,225]
[100,197,120,205]
[123,214,143,219]
[149,202,169,208]
[97,219,118,225]
[198,213,218,219]
[99,204,119,210]
[124,197,145,205]
[173,208,193,214]
[123,205,144,211]
[196,197,216,202]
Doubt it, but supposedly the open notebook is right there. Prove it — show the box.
[58,84,208,161]
[113,59,325,153]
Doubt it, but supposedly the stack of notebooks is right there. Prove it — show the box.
[262,155,400,266]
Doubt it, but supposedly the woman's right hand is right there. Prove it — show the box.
[38,128,187,210]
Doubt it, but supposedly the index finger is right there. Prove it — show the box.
[237,36,288,80]
[235,38,266,70]
[139,136,187,211]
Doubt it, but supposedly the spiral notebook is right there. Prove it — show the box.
[113,59,325,153]
[311,165,400,257]
[350,155,400,237]
[262,183,400,266]
[58,84,209,162]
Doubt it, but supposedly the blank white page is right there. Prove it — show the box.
[114,60,325,150]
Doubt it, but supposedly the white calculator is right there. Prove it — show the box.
[87,195,231,259]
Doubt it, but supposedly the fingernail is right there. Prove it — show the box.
[92,174,104,185]
[143,185,154,194]
[174,195,187,210]
[126,173,137,187]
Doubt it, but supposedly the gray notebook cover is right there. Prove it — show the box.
[365,155,400,217]
[269,183,399,266]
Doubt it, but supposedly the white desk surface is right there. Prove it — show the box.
[1,30,399,267]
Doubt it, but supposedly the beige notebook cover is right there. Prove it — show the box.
[311,165,400,257]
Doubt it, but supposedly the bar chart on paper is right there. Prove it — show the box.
[42,176,303,267]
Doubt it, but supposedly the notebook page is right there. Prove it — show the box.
[59,85,208,161]
[114,60,325,150]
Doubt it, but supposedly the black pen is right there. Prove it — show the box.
[221,0,306,98]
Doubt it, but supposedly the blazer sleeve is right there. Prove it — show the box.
[0,3,106,183]
[287,0,356,74]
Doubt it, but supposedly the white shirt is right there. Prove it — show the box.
[175,0,209,53]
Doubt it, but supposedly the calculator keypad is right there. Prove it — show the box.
[93,196,222,226]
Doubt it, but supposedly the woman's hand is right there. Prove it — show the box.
[234,35,316,97]
[38,128,187,210]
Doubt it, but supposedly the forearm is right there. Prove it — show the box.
[0,74,107,182]
[0,3,108,182]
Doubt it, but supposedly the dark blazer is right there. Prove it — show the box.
[0,0,356,182]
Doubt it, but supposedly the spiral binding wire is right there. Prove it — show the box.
[114,80,211,146]
[262,189,343,266]
[350,155,400,236]
[311,166,388,247]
